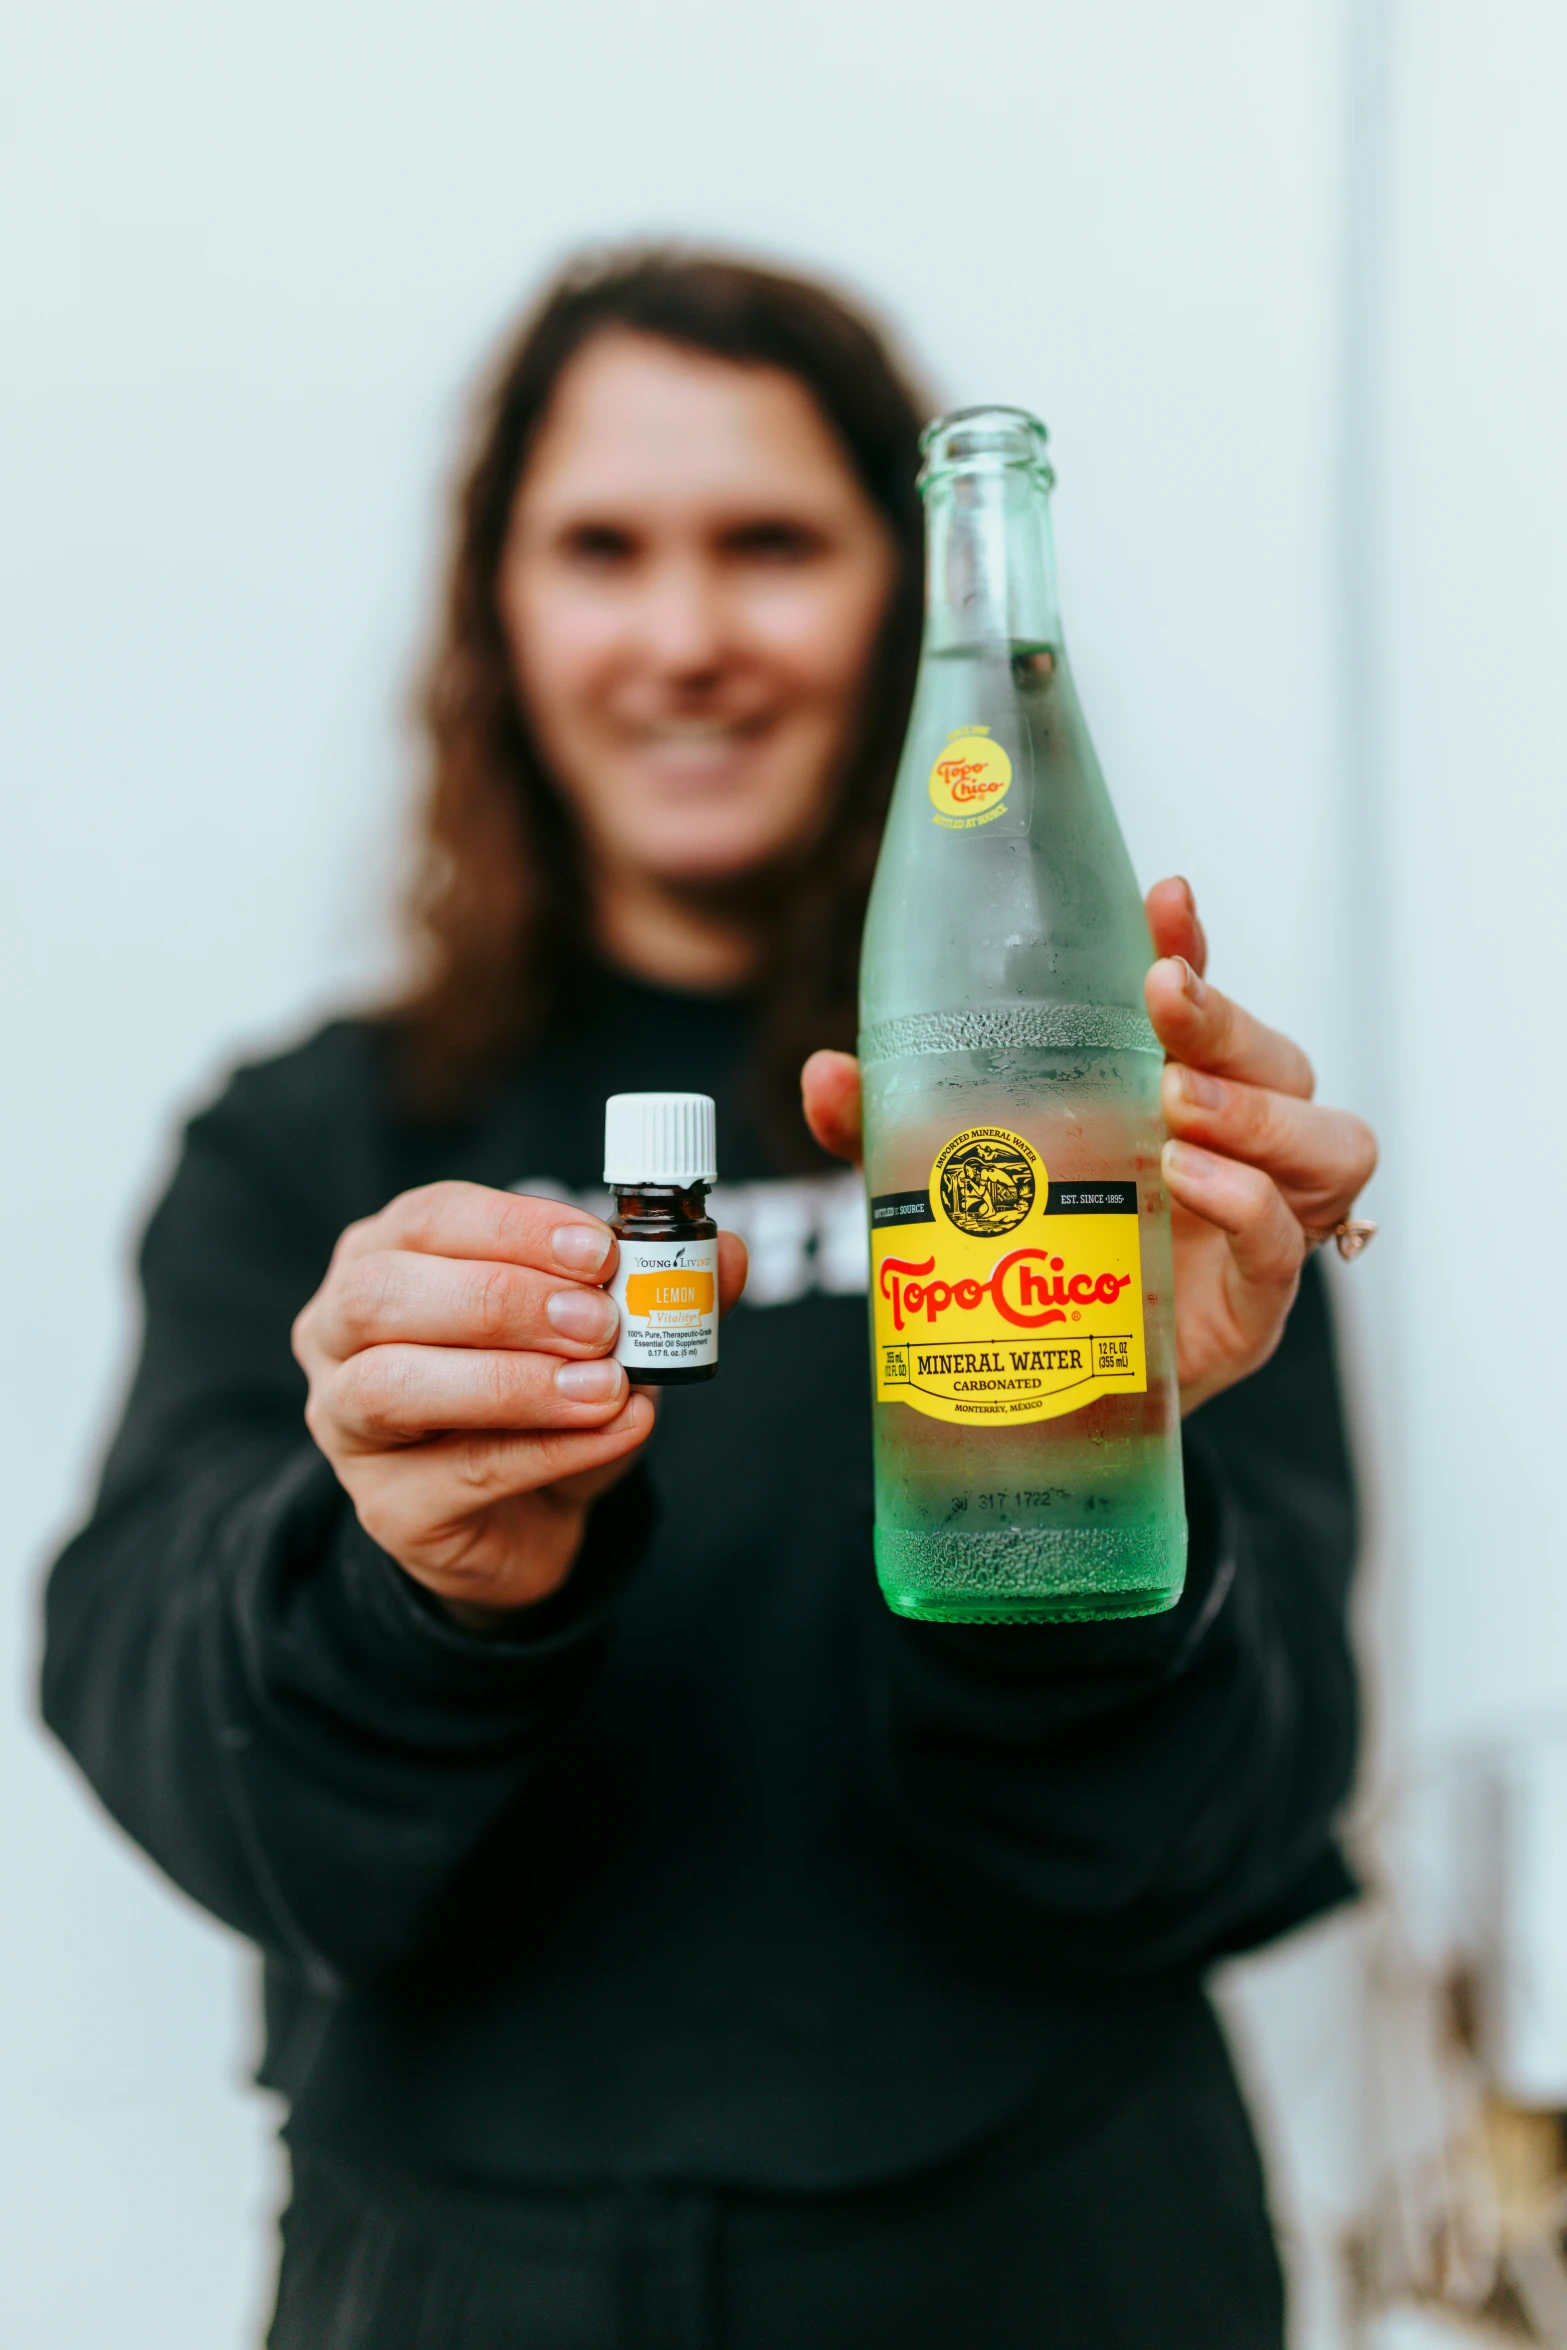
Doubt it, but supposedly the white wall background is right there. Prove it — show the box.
[2,1,1562,2343]
[1381,2,1567,1756]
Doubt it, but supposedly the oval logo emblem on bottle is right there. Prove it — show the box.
[933,1127,1040,1236]
[928,731,1012,828]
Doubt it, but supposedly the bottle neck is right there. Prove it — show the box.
[922,464,1062,652]
[609,1181,713,1233]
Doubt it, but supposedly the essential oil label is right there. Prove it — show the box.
[869,1126,1147,1424]
[611,1236,719,1372]
[928,728,1012,828]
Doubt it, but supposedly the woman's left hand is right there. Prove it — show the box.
[801,875,1377,1416]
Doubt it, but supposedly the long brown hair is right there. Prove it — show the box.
[397,246,929,1159]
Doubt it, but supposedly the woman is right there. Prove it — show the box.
[43,250,1376,2347]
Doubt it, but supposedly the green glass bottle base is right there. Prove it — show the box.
[874,1521,1186,1624]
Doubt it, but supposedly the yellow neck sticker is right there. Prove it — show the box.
[928,728,1012,829]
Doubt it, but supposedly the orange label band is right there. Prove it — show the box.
[870,1127,1147,1425]
[624,1270,715,1319]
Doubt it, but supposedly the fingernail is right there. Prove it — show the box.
[1175,874,1197,915]
[550,1221,611,1274]
[1174,955,1206,1006]
[1162,1138,1212,1182]
[1172,1064,1226,1110]
[545,1286,618,1343]
[554,1357,624,1402]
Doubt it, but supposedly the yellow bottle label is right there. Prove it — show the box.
[870,1127,1147,1424]
[928,728,1012,828]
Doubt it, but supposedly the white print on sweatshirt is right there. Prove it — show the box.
[509,1169,869,1309]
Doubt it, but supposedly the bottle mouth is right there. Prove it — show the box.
[918,405,1055,492]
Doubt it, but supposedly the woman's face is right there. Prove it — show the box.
[499,332,898,891]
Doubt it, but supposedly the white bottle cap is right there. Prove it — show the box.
[603,1092,718,1186]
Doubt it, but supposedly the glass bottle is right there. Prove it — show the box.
[605,1092,719,1384]
[859,407,1185,1621]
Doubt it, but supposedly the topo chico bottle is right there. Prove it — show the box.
[859,405,1186,1622]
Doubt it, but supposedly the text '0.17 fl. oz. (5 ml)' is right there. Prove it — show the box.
[858,406,1186,1622]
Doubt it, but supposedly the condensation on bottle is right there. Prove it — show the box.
[859,406,1186,1622]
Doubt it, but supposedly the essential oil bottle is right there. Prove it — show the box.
[604,1093,719,1384]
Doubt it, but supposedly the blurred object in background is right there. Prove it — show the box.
[1353,1736,1567,2344]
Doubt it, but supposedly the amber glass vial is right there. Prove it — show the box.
[604,1093,719,1385]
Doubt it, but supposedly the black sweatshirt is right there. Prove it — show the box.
[41,973,1359,2192]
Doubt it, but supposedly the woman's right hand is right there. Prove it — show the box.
[293,1181,746,1625]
